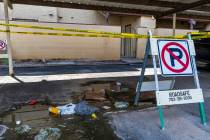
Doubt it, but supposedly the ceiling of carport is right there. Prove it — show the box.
[1,0,210,20]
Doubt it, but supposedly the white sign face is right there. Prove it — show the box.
[157,40,193,76]
[156,89,204,106]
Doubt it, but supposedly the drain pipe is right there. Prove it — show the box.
[172,13,176,36]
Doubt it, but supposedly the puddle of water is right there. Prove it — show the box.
[0,80,155,140]
[0,104,118,140]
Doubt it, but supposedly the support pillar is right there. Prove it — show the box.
[172,13,176,37]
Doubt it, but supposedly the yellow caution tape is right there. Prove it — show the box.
[0,29,188,39]
[0,23,147,38]
[190,32,210,35]
[1,23,209,39]
[0,23,188,39]
[0,29,135,38]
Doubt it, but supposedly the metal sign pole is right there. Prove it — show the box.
[134,30,165,129]
[149,31,165,130]
[188,34,207,125]
[134,32,151,105]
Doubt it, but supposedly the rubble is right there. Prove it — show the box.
[74,101,98,115]
[0,125,8,138]
[15,125,31,135]
[114,101,129,109]
[34,128,61,140]
[102,106,111,110]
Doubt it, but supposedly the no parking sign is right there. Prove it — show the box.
[0,40,7,51]
[157,40,193,76]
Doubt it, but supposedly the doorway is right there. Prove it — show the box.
[121,24,137,58]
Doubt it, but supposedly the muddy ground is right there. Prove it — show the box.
[0,64,156,140]
[0,64,209,140]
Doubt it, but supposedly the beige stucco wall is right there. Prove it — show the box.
[0,3,121,25]
[0,21,121,60]
[136,28,199,59]
[205,24,210,31]
[121,16,156,32]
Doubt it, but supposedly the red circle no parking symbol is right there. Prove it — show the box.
[0,40,6,51]
[161,42,190,73]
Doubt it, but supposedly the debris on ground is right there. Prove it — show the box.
[74,101,98,115]
[49,107,60,115]
[114,101,129,109]
[28,99,38,105]
[102,106,111,110]
[58,103,76,115]
[57,124,66,128]
[84,88,107,101]
[15,124,31,135]
[34,128,61,140]
[16,120,21,125]
[120,87,129,92]
[0,125,9,138]
[116,82,122,92]
[49,103,76,115]
[91,113,97,120]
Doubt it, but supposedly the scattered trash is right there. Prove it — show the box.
[116,82,122,92]
[15,125,31,135]
[114,101,129,109]
[102,106,111,110]
[0,125,9,138]
[16,120,21,125]
[28,99,38,105]
[49,107,60,115]
[57,124,66,128]
[91,113,97,120]
[49,103,76,116]
[74,101,98,115]
[34,128,61,140]
[58,103,76,115]
[120,87,129,92]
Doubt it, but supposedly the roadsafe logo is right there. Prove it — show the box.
[158,40,193,76]
[168,90,192,102]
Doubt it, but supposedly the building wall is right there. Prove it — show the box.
[0,21,121,60]
[0,3,121,25]
[0,3,203,61]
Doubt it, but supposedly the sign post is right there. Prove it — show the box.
[134,31,206,129]
[188,33,206,125]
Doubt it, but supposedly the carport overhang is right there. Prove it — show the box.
[1,0,210,21]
